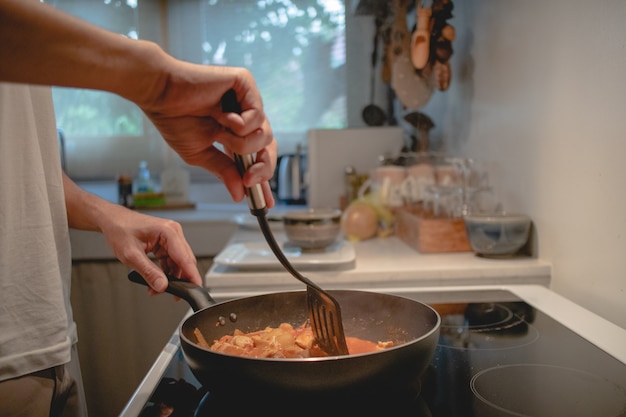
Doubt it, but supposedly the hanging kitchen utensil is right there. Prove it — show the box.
[362,16,387,126]
[430,0,455,62]
[390,0,434,109]
[432,60,451,91]
[410,1,432,70]
[380,20,393,84]
[221,89,349,357]
[403,111,435,151]
[429,0,455,91]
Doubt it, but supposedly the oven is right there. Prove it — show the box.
[120,284,626,416]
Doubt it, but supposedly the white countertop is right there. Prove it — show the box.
[205,227,552,297]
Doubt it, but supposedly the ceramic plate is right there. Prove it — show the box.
[214,239,355,270]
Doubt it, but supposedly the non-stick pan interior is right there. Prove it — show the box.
[178,289,440,399]
[181,289,439,355]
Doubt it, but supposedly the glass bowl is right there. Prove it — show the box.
[464,213,531,258]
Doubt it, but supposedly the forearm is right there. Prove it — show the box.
[0,0,167,105]
[63,173,202,288]
[62,172,122,232]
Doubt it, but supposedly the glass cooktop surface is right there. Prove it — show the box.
[135,289,626,417]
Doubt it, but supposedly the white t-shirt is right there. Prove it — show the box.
[0,82,76,380]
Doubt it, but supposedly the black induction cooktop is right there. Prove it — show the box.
[135,289,626,417]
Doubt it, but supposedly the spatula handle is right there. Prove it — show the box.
[233,153,267,216]
[221,89,267,217]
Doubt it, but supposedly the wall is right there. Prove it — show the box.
[418,0,626,328]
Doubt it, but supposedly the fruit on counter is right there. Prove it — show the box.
[341,201,378,241]
[341,197,395,241]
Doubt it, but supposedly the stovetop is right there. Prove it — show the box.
[125,287,626,417]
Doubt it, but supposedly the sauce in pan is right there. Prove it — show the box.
[194,322,394,358]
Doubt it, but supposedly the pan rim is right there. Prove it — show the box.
[179,289,442,362]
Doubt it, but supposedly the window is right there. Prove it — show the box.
[47,0,347,181]
[45,0,147,180]
[197,1,346,134]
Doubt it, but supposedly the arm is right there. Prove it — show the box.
[63,173,202,292]
[0,0,276,205]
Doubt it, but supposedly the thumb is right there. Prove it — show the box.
[132,259,168,293]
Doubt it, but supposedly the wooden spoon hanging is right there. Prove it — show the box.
[410,3,432,70]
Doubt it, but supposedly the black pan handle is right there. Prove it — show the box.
[221,89,267,217]
[128,270,216,312]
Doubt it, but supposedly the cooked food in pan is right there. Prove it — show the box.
[194,322,394,358]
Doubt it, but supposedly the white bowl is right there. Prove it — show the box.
[283,208,342,250]
[464,213,531,257]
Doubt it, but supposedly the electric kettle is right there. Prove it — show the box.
[272,144,307,205]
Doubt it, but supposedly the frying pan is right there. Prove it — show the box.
[128,271,440,403]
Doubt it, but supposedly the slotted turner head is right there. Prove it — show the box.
[306,286,350,355]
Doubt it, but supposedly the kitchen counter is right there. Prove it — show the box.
[70,181,306,259]
[72,181,552,292]
[205,227,552,298]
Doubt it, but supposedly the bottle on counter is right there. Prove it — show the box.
[160,148,191,206]
[161,164,190,205]
[342,165,369,209]
[132,161,165,208]
[117,174,133,208]
[342,165,357,209]
[133,160,154,194]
